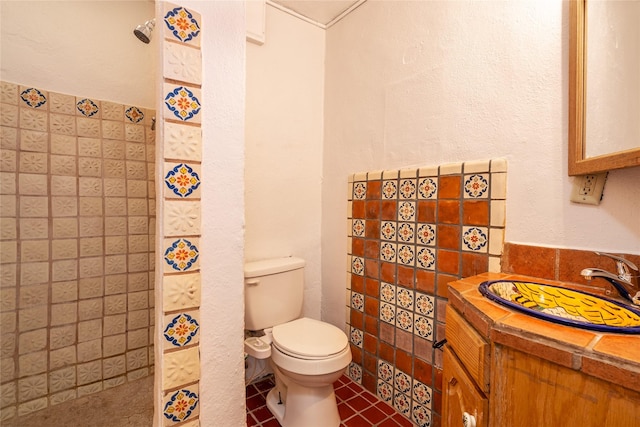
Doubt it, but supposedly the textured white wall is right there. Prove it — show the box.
[189,0,247,425]
[245,4,326,319]
[321,0,640,328]
[0,0,156,107]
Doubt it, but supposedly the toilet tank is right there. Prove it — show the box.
[244,257,305,331]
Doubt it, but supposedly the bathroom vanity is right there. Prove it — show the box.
[443,273,640,427]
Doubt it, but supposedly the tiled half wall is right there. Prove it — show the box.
[0,81,156,419]
[345,159,507,427]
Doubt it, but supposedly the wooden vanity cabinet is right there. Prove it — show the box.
[443,347,488,427]
[443,306,490,427]
[444,303,640,427]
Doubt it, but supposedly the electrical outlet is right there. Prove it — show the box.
[570,172,608,205]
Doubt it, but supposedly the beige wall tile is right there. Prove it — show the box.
[18,174,47,195]
[102,334,126,357]
[20,240,49,263]
[78,158,102,177]
[127,328,148,349]
[18,284,48,308]
[78,278,103,300]
[19,351,48,376]
[49,366,76,393]
[51,281,77,304]
[50,345,76,370]
[52,239,78,260]
[18,328,47,354]
[49,92,76,115]
[78,319,102,343]
[51,197,78,217]
[18,373,48,401]
[20,262,49,285]
[76,118,100,138]
[49,389,76,406]
[78,177,102,197]
[19,152,47,174]
[0,287,16,311]
[79,257,103,279]
[0,195,16,216]
[103,159,125,178]
[101,102,123,121]
[20,130,48,153]
[102,121,124,140]
[77,339,101,362]
[104,274,126,295]
[19,219,48,240]
[77,360,102,385]
[79,217,103,237]
[50,302,77,327]
[105,255,127,275]
[127,180,147,198]
[103,314,126,336]
[51,175,77,196]
[163,346,200,389]
[104,178,126,197]
[104,295,126,316]
[102,140,125,159]
[52,218,78,238]
[50,114,76,136]
[19,108,48,132]
[50,135,76,155]
[105,217,126,236]
[104,236,126,255]
[103,355,126,379]
[19,306,48,332]
[128,253,148,273]
[1,127,18,150]
[49,325,76,350]
[105,198,127,216]
[0,171,16,194]
[125,124,145,143]
[19,196,48,217]
[80,237,103,257]
[0,241,17,264]
[163,273,201,312]
[0,150,17,172]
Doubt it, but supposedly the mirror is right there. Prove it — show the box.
[568,0,640,175]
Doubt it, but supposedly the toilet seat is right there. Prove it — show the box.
[272,317,348,358]
[271,317,351,376]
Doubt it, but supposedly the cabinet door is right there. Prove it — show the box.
[443,346,488,427]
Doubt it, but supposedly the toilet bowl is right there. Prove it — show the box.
[265,317,352,427]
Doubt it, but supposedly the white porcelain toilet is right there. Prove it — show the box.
[244,257,352,427]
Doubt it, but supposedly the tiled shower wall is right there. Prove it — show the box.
[346,159,507,427]
[0,81,156,419]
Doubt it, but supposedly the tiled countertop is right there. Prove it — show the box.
[448,272,640,393]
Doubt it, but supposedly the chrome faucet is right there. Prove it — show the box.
[581,252,640,306]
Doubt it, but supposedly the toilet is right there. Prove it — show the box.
[244,257,352,427]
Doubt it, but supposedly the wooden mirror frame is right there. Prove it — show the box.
[568,0,640,176]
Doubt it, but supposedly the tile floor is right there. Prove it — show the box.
[246,375,415,427]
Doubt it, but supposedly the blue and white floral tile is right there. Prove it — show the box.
[395,370,412,394]
[162,310,200,350]
[397,244,415,266]
[377,360,394,383]
[380,302,396,325]
[349,327,363,348]
[382,180,397,199]
[380,242,397,263]
[353,181,366,200]
[163,84,202,124]
[76,98,100,118]
[164,162,202,199]
[351,291,364,311]
[396,309,413,332]
[462,226,489,253]
[381,221,396,241]
[397,288,414,310]
[352,219,365,237]
[380,282,396,304]
[463,173,490,199]
[351,256,364,276]
[124,106,145,124]
[413,380,432,408]
[412,403,432,427]
[393,391,411,417]
[163,3,202,47]
[398,179,417,199]
[397,222,415,243]
[414,315,434,340]
[163,384,199,425]
[163,237,200,273]
[418,177,438,199]
[19,86,47,109]
[416,247,436,270]
[377,379,393,404]
[416,223,436,246]
[398,201,415,221]
[415,293,435,318]
[348,362,362,384]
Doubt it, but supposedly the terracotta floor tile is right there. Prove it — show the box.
[246,374,411,427]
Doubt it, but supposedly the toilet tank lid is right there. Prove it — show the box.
[244,257,305,278]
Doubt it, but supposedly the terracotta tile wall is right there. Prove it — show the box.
[345,159,507,427]
[0,81,155,419]
[502,243,640,295]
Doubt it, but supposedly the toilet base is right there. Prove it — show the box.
[266,382,340,427]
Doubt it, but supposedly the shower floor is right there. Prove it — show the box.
[3,376,153,427]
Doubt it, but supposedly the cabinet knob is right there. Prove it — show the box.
[462,412,476,427]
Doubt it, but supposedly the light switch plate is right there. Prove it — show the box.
[570,172,608,205]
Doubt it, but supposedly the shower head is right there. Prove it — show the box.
[133,19,155,44]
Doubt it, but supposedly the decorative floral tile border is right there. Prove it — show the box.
[159,4,204,425]
[346,159,506,424]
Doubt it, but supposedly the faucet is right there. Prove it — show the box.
[581,252,640,306]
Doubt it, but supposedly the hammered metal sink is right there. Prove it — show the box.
[478,280,640,334]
